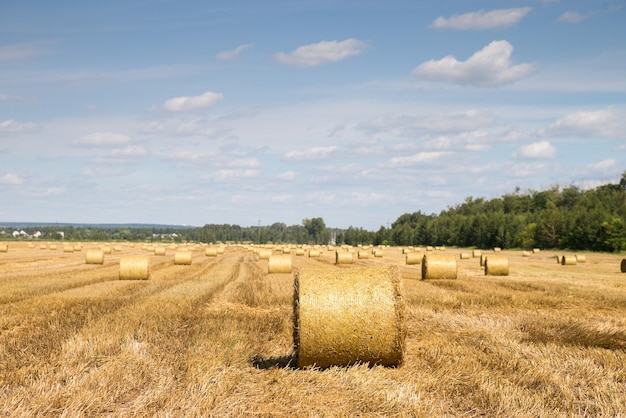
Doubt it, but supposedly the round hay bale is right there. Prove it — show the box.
[282,247,291,254]
[205,247,218,257]
[63,246,74,253]
[85,249,104,265]
[101,246,112,255]
[39,244,47,250]
[405,252,423,265]
[480,254,488,267]
[174,251,192,265]
[258,249,272,260]
[561,255,577,265]
[374,250,383,258]
[621,259,626,273]
[49,244,57,250]
[422,253,457,280]
[0,243,8,252]
[575,254,586,263]
[154,246,166,256]
[295,248,305,256]
[73,244,82,251]
[217,246,225,254]
[308,250,320,258]
[493,247,502,252]
[357,250,369,260]
[532,248,541,253]
[459,252,470,260]
[268,255,292,274]
[335,251,354,264]
[522,251,531,257]
[294,265,406,368]
[485,255,509,276]
[426,246,434,252]
[28,243,35,249]
[472,249,482,258]
[119,256,150,280]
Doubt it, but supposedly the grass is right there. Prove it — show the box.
[1,243,625,416]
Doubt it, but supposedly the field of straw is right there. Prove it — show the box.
[1,242,625,417]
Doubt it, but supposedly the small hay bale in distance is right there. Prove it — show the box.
[485,255,509,276]
[422,253,457,280]
[335,251,354,264]
[294,265,406,369]
[85,249,105,265]
[154,246,166,256]
[258,249,272,260]
[480,254,488,267]
[575,254,586,263]
[561,255,577,265]
[472,249,482,258]
[268,255,292,274]
[119,256,151,280]
[63,246,74,253]
[174,251,192,265]
[205,247,218,257]
[459,252,470,260]
[357,250,369,259]
[374,250,383,258]
[0,243,8,252]
[405,252,423,265]
[493,247,502,252]
[308,250,320,258]
[621,259,626,273]
[532,248,541,253]
[522,251,531,257]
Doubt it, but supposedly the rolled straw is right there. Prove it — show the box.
[268,255,292,273]
[119,256,151,280]
[422,253,457,280]
[85,249,104,265]
[175,251,192,265]
[485,255,509,276]
[335,251,354,264]
[405,252,423,265]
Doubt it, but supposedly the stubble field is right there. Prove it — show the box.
[1,242,625,417]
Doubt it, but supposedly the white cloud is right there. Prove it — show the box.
[412,40,536,87]
[274,38,367,67]
[283,146,339,161]
[586,158,615,172]
[513,141,557,159]
[74,132,131,146]
[388,151,449,167]
[105,145,149,159]
[0,173,24,185]
[277,171,296,180]
[163,91,224,112]
[216,44,253,61]
[0,40,53,60]
[212,169,260,182]
[544,108,625,138]
[431,7,532,30]
[0,119,38,133]
[558,11,589,23]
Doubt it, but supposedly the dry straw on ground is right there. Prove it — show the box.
[175,251,192,265]
[268,255,292,274]
[335,251,354,264]
[293,265,406,368]
[485,255,510,276]
[422,253,457,280]
[405,252,423,265]
[561,255,577,265]
[119,256,151,280]
[85,249,105,265]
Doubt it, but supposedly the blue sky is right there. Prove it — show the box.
[1,0,625,229]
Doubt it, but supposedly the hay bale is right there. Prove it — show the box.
[357,250,369,259]
[335,251,354,264]
[485,255,509,276]
[522,251,531,257]
[561,255,577,265]
[119,256,150,280]
[154,246,166,256]
[493,247,502,252]
[0,243,8,252]
[63,246,74,253]
[459,252,470,260]
[39,244,47,250]
[405,252,423,265]
[294,265,406,368]
[101,246,112,254]
[282,247,291,254]
[422,253,457,280]
[73,244,82,251]
[480,254,488,267]
[295,248,305,256]
[259,249,272,260]
[575,254,586,263]
[268,255,292,273]
[426,246,434,252]
[621,259,626,273]
[49,244,57,250]
[472,249,482,258]
[217,246,225,254]
[374,250,383,258]
[308,250,320,258]
[532,248,541,253]
[205,247,218,257]
[85,249,105,265]
[175,251,192,265]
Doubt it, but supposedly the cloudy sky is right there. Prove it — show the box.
[1,1,625,229]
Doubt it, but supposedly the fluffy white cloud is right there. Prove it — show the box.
[283,146,339,161]
[412,40,535,87]
[558,11,589,23]
[163,91,224,112]
[544,108,625,138]
[431,7,532,30]
[74,132,131,146]
[274,38,367,67]
[388,151,449,167]
[513,141,557,159]
[586,158,615,172]
[0,119,37,133]
[0,172,24,185]
[216,44,253,61]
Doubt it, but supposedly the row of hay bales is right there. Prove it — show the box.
[405,252,510,278]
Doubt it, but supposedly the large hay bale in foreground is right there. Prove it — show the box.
[268,255,292,273]
[621,259,626,273]
[175,251,192,265]
[405,252,423,265]
[485,255,509,276]
[119,256,150,280]
[422,253,457,280]
[294,265,406,368]
[335,251,354,264]
[561,255,577,265]
[85,249,104,265]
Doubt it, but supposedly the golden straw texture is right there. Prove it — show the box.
[205,248,218,257]
[459,252,470,260]
[85,249,104,265]
[357,250,369,259]
[335,251,354,264]
[485,255,509,276]
[268,255,292,274]
[422,253,457,280]
[258,249,272,260]
[575,254,586,263]
[154,246,166,256]
[294,265,406,368]
[472,249,482,258]
[119,256,151,280]
[175,251,192,265]
[561,255,577,265]
[405,252,423,265]
[0,243,7,253]
[308,250,321,258]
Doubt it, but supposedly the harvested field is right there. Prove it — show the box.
[1,243,625,416]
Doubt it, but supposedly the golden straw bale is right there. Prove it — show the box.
[621,259,626,273]
[422,253,457,280]
[472,249,482,258]
[259,249,272,260]
[0,243,8,252]
[85,249,105,265]
[426,246,434,252]
[308,250,321,258]
[405,252,423,265]
[561,255,577,265]
[101,246,112,254]
[73,244,82,251]
[493,247,502,252]
[174,251,192,265]
[459,252,470,260]
[532,248,541,253]
[575,254,586,263]
[480,254,488,267]
[374,250,383,258]
[63,246,74,253]
[335,251,354,264]
[217,246,225,254]
[49,244,57,250]
[357,250,370,259]
[282,247,291,254]
[28,243,35,249]
[485,255,509,276]
[268,255,292,274]
[522,251,531,257]
[119,256,150,280]
[113,246,122,252]
[295,248,305,256]
[154,246,166,256]
[294,265,406,368]
[205,247,218,257]
[39,244,47,250]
